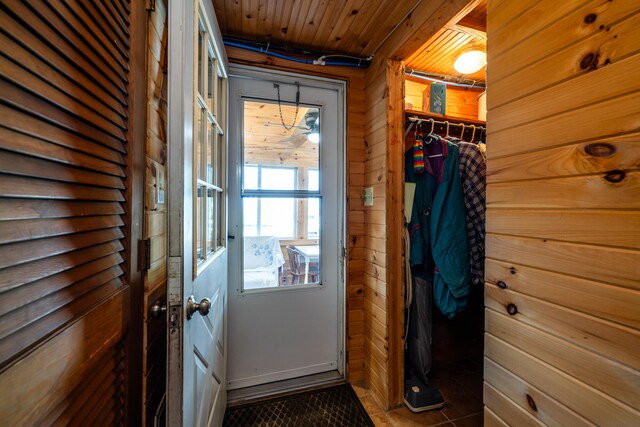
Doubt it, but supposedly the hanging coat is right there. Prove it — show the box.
[406,138,470,318]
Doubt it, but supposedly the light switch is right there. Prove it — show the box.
[363,187,374,206]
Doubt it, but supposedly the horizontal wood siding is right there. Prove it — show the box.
[484,1,640,425]
[0,0,138,424]
[143,1,168,426]
[224,45,367,383]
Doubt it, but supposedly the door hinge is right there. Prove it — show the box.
[139,238,151,271]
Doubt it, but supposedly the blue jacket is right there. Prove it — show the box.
[406,139,470,318]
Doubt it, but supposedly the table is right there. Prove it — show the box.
[293,245,319,283]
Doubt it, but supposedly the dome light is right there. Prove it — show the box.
[454,50,486,74]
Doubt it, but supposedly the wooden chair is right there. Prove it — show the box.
[286,246,319,284]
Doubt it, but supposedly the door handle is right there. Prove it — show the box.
[186,295,211,319]
[150,300,167,319]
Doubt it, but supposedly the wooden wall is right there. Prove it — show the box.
[143,1,168,425]
[0,0,146,424]
[224,45,367,383]
[484,0,640,425]
[362,0,477,409]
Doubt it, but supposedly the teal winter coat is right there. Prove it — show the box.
[406,139,470,318]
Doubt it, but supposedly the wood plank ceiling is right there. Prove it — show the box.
[213,0,487,82]
[213,0,422,57]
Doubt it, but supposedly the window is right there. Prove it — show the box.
[194,12,227,269]
[243,166,296,238]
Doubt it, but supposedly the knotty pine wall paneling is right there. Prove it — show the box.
[0,0,147,425]
[143,0,168,425]
[484,0,640,425]
[224,45,367,383]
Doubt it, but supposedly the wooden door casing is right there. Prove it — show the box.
[484,0,640,425]
[0,0,145,424]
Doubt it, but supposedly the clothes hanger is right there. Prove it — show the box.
[444,121,450,137]
[470,125,476,142]
[459,123,465,140]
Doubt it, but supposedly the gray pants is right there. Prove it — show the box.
[408,275,433,385]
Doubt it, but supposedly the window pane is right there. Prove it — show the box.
[197,26,204,95]
[260,168,295,190]
[207,54,215,112]
[216,190,223,247]
[308,169,319,191]
[244,165,258,190]
[206,188,214,254]
[243,198,258,237]
[196,185,204,260]
[206,121,214,183]
[261,198,295,238]
[196,109,204,180]
[215,130,223,187]
[307,197,320,239]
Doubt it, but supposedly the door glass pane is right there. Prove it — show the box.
[206,187,214,254]
[243,100,319,171]
[307,197,320,239]
[197,24,204,95]
[207,120,214,183]
[207,54,216,112]
[196,109,204,180]
[242,197,321,289]
[196,185,204,260]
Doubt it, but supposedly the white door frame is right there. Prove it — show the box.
[227,64,346,392]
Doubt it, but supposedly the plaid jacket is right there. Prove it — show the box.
[447,138,486,286]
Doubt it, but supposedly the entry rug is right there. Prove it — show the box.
[223,384,375,427]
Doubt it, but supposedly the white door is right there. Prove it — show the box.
[227,66,345,391]
[166,1,229,426]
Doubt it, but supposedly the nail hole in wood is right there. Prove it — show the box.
[526,394,538,412]
[510,267,517,275]
[497,281,507,289]
[604,170,625,183]
[584,13,597,24]
[585,142,616,157]
[507,304,518,315]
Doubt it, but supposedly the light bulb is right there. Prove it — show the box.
[307,132,320,144]
[453,50,486,74]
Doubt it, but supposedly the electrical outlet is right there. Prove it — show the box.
[363,187,374,206]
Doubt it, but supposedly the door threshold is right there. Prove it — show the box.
[227,371,344,407]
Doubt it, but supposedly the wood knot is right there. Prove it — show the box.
[506,304,518,316]
[281,27,288,34]
[584,142,616,157]
[584,13,597,24]
[497,281,507,289]
[510,267,517,275]
[351,9,359,15]
[526,394,538,412]
[604,170,625,183]
[580,52,598,70]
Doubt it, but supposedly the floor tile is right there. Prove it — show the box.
[386,406,448,426]
[450,371,483,401]
[436,378,483,420]
[451,412,483,427]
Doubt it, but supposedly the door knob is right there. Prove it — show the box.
[150,300,167,319]
[186,295,211,319]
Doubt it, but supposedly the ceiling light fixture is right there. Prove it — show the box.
[453,50,486,74]
[307,132,320,144]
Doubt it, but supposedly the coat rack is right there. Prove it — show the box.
[405,112,485,146]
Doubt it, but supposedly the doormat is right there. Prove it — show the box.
[223,384,375,427]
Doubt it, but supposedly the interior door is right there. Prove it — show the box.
[166,1,229,426]
[227,67,345,391]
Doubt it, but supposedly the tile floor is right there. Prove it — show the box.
[353,358,484,426]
